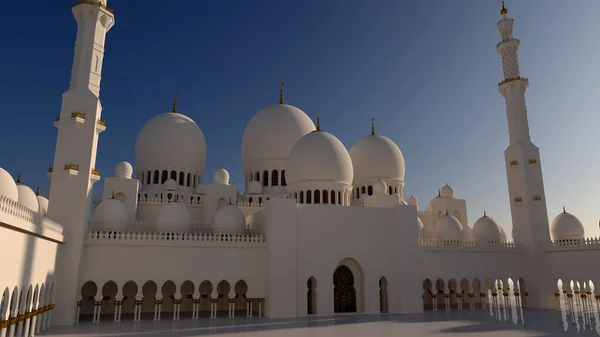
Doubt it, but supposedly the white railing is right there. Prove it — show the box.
[542,237,600,251]
[417,210,432,218]
[85,230,266,247]
[418,238,519,251]
[0,195,64,236]
[236,201,264,208]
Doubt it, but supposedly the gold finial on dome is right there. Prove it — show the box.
[16,172,21,184]
[563,205,566,213]
[500,1,508,15]
[483,210,487,217]
[35,187,40,196]
[316,117,321,131]
[437,189,441,197]
[172,93,178,113]
[111,190,115,199]
[279,82,285,104]
[371,117,375,135]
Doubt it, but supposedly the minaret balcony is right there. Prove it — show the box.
[53,116,60,128]
[64,163,80,176]
[96,119,106,133]
[513,196,523,203]
[71,111,86,126]
[72,0,115,15]
[91,168,101,181]
[47,166,53,179]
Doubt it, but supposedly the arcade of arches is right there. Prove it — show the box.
[421,277,528,311]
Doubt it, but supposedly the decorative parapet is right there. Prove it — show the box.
[236,201,265,208]
[496,38,520,48]
[419,238,521,252]
[97,119,106,126]
[0,195,64,242]
[532,195,542,201]
[417,210,432,218]
[91,168,100,176]
[85,230,266,247]
[498,76,528,87]
[513,197,522,203]
[542,238,600,251]
[72,0,114,14]
[48,167,53,173]
[71,111,86,119]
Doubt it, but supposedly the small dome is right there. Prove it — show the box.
[164,178,177,191]
[247,180,262,194]
[440,184,455,198]
[242,104,315,169]
[213,203,246,234]
[349,133,405,183]
[16,181,39,213]
[373,179,387,195]
[434,213,463,241]
[472,213,502,241]
[407,195,418,207]
[135,112,206,175]
[417,216,424,238]
[0,168,18,201]
[37,193,49,216]
[115,161,133,179]
[213,168,230,185]
[551,208,585,241]
[287,130,353,186]
[90,198,128,230]
[156,200,192,233]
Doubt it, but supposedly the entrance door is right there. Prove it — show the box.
[333,265,356,313]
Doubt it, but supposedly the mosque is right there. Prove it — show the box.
[2,1,600,336]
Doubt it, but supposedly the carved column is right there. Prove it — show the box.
[153,300,162,321]
[480,293,486,309]
[93,301,103,323]
[113,300,123,322]
[228,298,235,318]
[257,298,263,317]
[75,301,82,323]
[210,299,218,319]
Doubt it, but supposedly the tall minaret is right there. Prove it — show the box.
[47,0,114,325]
[497,2,553,307]
[497,2,551,246]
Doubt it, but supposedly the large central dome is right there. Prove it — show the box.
[135,112,207,174]
[242,104,315,169]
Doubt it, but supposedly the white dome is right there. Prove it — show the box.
[135,112,206,174]
[417,216,424,238]
[213,168,230,185]
[242,104,315,168]
[407,195,418,207]
[373,179,387,195]
[247,180,262,194]
[349,133,405,182]
[115,161,133,179]
[37,194,49,216]
[0,168,18,201]
[287,130,353,186]
[440,184,455,198]
[164,179,177,191]
[472,213,502,241]
[434,213,463,241]
[156,201,192,233]
[551,209,585,241]
[213,203,246,234]
[16,182,39,213]
[90,198,128,230]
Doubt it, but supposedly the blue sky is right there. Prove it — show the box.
[1,0,599,238]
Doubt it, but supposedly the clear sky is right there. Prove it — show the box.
[1,0,599,238]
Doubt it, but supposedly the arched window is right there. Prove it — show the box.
[193,175,196,187]
[388,186,392,195]
[161,170,168,184]
[281,170,287,186]
[146,171,151,185]
[263,170,269,187]
[331,190,336,204]
[153,170,159,184]
[356,188,359,199]
[259,197,263,205]
[179,172,185,185]
[361,186,366,194]
[293,192,297,199]
[338,191,342,205]
[255,171,260,182]
[323,190,328,204]
[306,190,312,204]
[300,191,304,203]
[187,173,191,187]
[170,170,177,180]
[249,197,253,204]
[368,186,373,196]
[394,186,398,193]
[314,189,320,204]
[271,170,279,186]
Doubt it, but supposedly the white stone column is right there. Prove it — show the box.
[258,298,263,317]
[481,293,486,309]
[431,295,437,311]
[75,302,82,323]
[29,309,39,337]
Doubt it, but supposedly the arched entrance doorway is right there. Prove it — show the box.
[307,277,316,315]
[333,265,356,313]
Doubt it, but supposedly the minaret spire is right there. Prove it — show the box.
[279,82,284,104]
